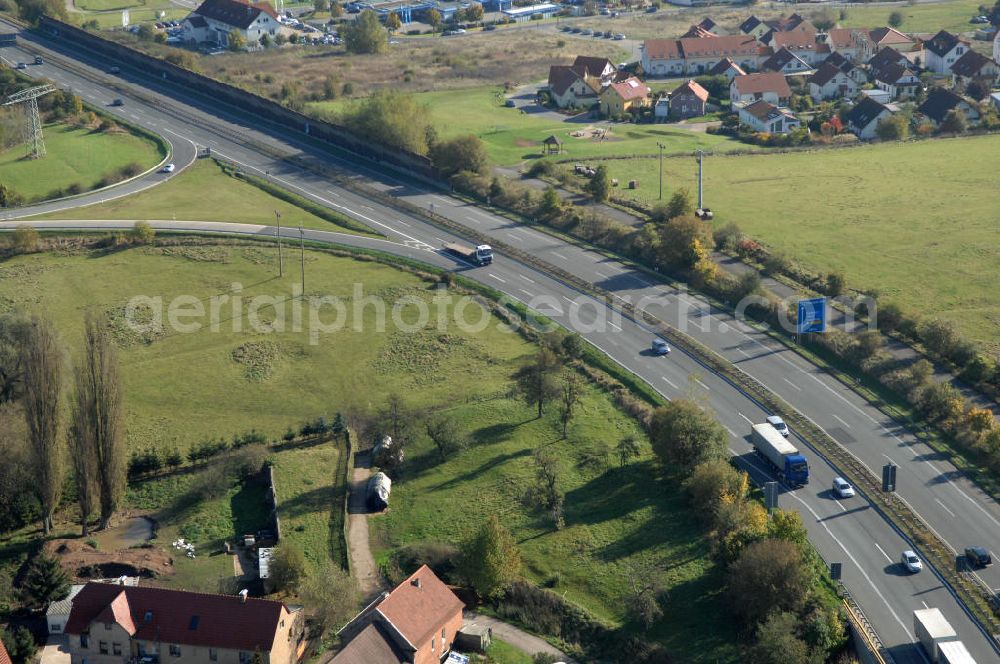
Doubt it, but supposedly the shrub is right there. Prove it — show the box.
[388,541,461,585]
[12,225,40,254]
[130,221,156,245]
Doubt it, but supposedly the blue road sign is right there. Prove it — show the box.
[797,297,827,334]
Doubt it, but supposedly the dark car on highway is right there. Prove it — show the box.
[965,546,992,568]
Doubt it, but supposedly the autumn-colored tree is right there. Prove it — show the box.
[461,516,521,600]
[649,399,728,473]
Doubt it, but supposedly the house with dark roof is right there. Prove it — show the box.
[668,79,710,119]
[730,72,792,106]
[334,566,465,664]
[739,15,769,40]
[738,99,800,134]
[858,26,918,61]
[765,30,822,65]
[546,64,602,108]
[823,51,867,84]
[696,17,721,34]
[874,62,921,99]
[572,55,616,82]
[923,30,969,74]
[868,46,908,74]
[709,57,746,81]
[600,76,651,116]
[847,96,895,139]
[917,87,980,126]
[64,582,303,664]
[808,62,858,101]
[183,0,280,47]
[761,47,812,74]
[950,50,1000,85]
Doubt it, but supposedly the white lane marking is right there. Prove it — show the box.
[694,377,711,391]
[551,252,568,261]
[944,478,1000,529]
[430,195,451,205]
[738,412,753,424]
[561,295,575,304]
[782,377,801,391]
[873,542,892,563]
[396,220,411,228]
[489,274,506,284]
[789,493,914,640]
[832,414,851,428]
[934,498,956,518]
[608,321,621,331]
[595,269,610,278]
[519,289,533,297]
[921,601,929,610]
[724,425,737,438]
[882,454,896,465]
[736,347,751,358]
[834,499,848,512]
[807,373,881,424]
[661,376,679,390]
[466,216,481,224]
[520,274,535,283]
[325,189,342,197]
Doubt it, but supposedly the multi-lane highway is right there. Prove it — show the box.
[3,21,1000,662]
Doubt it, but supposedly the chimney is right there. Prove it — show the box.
[239,589,249,603]
[410,577,421,589]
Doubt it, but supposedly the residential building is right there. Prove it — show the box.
[334,566,465,664]
[500,3,558,22]
[950,50,1000,85]
[874,62,921,100]
[822,28,862,61]
[0,637,10,664]
[867,46,908,73]
[991,91,1000,112]
[847,96,895,139]
[917,87,980,126]
[641,35,763,76]
[572,55,617,82]
[668,79,710,119]
[738,99,801,133]
[183,0,280,47]
[546,65,601,108]
[696,17,722,34]
[64,582,303,664]
[923,30,969,74]
[765,30,822,65]
[641,39,684,76]
[599,76,651,115]
[858,26,917,61]
[653,94,671,120]
[682,24,716,39]
[808,62,858,101]
[730,72,792,106]
[761,47,812,74]
[708,57,746,81]
[824,51,867,84]
[738,15,770,40]
[48,584,85,635]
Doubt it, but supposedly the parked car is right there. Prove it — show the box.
[965,546,992,568]
[613,33,625,40]
[645,5,657,12]
[34,56,43,64]
[111,98,124,106]
[581,28,593,35]
[571,27,582,33]
[603,30,613,38]
[484,23,496,30]
[651,338,671,355]
[832,477,855,498]
[599,7,610,15]
[15,62,26,70]
[901,550,923,574]
[766,415,789,437]
[160,163,176,173]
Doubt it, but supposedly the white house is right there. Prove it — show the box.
[641,35,763,77]
[708,57,746,81]
[923,30,969,74]
[821,28,861,61]
[47,584,84,635]
[918,88,980,126]
[761,47,812,74]
[824,52,867,85]
[738,99,801,134]
[874,62,921,100]
[950,50,1000,85]
[730,72,792,106]
[808,62,858,101]
[846,96,894,139]
[641,39,685,77]
[184,0,280,47]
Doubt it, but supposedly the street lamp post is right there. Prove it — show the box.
[656,142,665,200]
[696,149,705,209]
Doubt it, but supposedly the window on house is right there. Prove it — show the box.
[113,643,122,656]
[170,645,182,657]
[432,637,436,652]
[209,649,218,661]
[80,634,90,649]
[442,627,446,641]
[104,623,112,631]
[99,641,109,655]
[239,652,252,664]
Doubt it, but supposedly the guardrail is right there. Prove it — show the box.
[842,586,892,664]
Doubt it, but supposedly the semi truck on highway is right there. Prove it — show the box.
[443,242,493,266]
[751,422,809,486]
[913,608,977,663]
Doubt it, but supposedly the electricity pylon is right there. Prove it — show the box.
[3,84,56,159]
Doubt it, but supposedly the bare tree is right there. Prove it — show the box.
[67,412,98,536]
[76,314,126,530]
[21,316,64,535]
[558,372,584,438]
[512,348,561,419]
[425,413,466,460]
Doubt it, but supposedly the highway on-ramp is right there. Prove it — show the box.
[2,23,999,662]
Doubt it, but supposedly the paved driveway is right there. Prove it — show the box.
[39,634,70,664]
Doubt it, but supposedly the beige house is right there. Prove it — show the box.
[599,77,651,116]
[65,582,303,664]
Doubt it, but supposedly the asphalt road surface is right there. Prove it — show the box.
[3,22,1000,663]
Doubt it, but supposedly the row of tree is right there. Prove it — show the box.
[0,311,127,536]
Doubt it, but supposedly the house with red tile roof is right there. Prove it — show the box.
[641,35,764,76]
[730,72,792,106]
[0,637,11,664]
[64,582,303,664]
[668,79,710,119]
[599,76,651,116]
[765,30,822,65]
[857,26,918,61]
[820,28,863,61]
[334,566,465,664]
[708,57,746,81]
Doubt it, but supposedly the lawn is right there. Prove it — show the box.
[0,123,162,202]
[369,386,739,660]
[36,158,374,235]
[309,86,742,166]
[80,6,190,29]
[574,133,1000,353]
[74,0,143,11]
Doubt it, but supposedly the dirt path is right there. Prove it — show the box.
[464,613,576,663]
[346,451,387,601]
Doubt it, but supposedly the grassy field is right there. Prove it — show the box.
[309,86,741,166]
[573,133,1000,353]
[0,123,162,202]
[75,0,143,11]
[370,386,738,660]
[36,159,374,235]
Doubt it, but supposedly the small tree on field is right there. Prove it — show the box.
[329,1,344,18]
[343,10,388,54]
[587,165,611,202]
[461,515,521,600]
[298,561,359,641]
[749,611,813,664]
[427,8,442,30]
[875,114,909,141]
[888,10,903,27]
[649,399,728,473]
[465,2,484,21]
[131,221,156,245]
[728,539,809,621]
[616,435,641,467]
[429,135,487,176]
[664,188,693,220]
[558,372,584,438]
[268,542,307,593]
[512,348,561,418]
[385,11,401,32]
[13,225,40,254]
[425,413,466,460]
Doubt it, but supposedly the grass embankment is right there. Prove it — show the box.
[564,133,1000,353]
[0,123,161,202]
[36,159,376,235]
[309,86,740,166]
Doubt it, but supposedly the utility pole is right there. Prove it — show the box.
[299,225,305,292]
[274,211,283,277]
[656,142,665,200]
[697,150,705,209]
